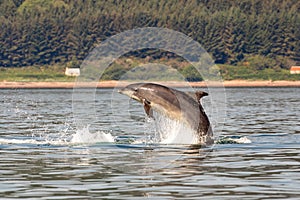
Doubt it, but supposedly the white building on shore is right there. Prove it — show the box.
[65,67,80,76]
[290,66,300,74]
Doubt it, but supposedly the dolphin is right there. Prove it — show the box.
[118,83,213,145]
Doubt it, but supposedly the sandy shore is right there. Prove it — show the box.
[0,80,299,89]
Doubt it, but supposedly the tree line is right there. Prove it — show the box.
[0,0,299,69]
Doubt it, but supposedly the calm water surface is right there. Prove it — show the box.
[0,87,299,199]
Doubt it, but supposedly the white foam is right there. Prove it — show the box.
[232,136,252,144]
[216,136,252,144]
[70,127,115,144]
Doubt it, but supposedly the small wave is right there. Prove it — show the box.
[0,127,115,146]
[0,137,69,146]
[216,136,252,144]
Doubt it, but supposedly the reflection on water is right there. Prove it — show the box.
[0,88,299,199]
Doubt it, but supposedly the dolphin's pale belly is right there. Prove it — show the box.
[151,102,183,121]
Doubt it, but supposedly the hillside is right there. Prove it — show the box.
[0,0,299,81]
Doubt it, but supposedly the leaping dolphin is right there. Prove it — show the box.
[118,83,213,145]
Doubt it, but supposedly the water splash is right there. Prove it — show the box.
[70,127,115,144]
[143,112,198,145]
[137,113,252,145]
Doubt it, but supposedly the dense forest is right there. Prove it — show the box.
[0,0,299,70]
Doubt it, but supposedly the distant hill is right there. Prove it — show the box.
[0,0,299,70]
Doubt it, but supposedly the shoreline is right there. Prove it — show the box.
[0,80,300,89]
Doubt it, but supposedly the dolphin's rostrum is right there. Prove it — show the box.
[118,83,213,145]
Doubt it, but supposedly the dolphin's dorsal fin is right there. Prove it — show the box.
[195,91,208,102]
[185,91,208,103]
[142,99,153,118]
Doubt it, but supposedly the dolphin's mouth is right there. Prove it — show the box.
[118,87,133,96]
[118,88,142,103]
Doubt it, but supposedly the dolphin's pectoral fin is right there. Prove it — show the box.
[142,99,153,118]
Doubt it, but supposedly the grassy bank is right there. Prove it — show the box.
[219,64,300,81]
[0,65,75,82]
[0,60,299,82]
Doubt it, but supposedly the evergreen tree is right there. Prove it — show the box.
[0,0,299,68]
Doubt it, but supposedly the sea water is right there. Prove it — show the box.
[0,87,299,199]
